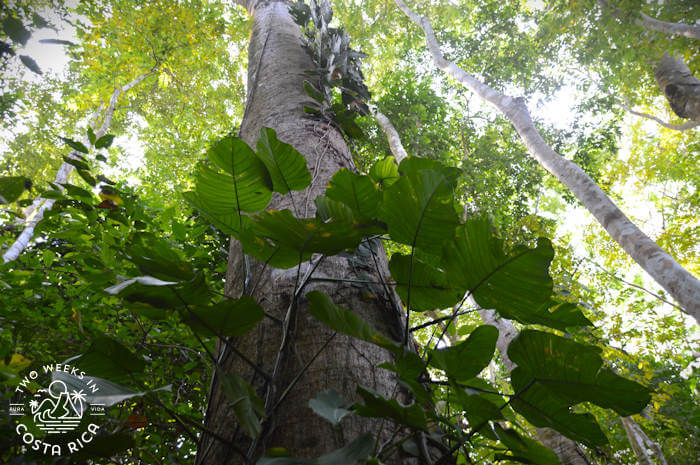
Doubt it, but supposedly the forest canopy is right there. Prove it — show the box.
[0,1,698,464]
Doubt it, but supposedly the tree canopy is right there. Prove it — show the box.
[0,0,697,464]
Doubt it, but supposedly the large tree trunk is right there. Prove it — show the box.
[196,2,403,463]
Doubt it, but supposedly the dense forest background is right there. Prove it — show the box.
[0,0,698,464]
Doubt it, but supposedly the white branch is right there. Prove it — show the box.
[370,105,408,163]
[621,102,700,131]
[2,69,156,263]
[396,0,700,323]
[598,0,700,41]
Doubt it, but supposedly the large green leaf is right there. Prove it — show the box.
[441,219,591,329]
[378,169,459,254]
[206,135,272,212]
[493,425,559,465]
[507,330,650,445]
[508,330,651,416]
[325,169,381,220]
[354,386,428,430]
[2,16,30,45]
[73,334,146,381]
[429,325,498,381]
[306,291,398,352]
[239,210,384,268]
[369,156,399,188]
[398,156,461,189]
[183,190,249,235]
[389,254,463,311]
[219,369,264,439]
[180,296,264,337]
[256,127,311,194]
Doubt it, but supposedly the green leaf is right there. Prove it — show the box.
[451,385,503,429]
[369,156,399,187]
[60,137,90,154]
[304,80,325,103]
[0,176,30,204]
[308,389,351,426]
[95,134,115,149]
[183,190,249,236]
[429,325,498,381]
[389,254,463,311]
[2,16,30,45]
[354,386,428,430]
[307,291,398,352]
[87,127,96,145]
[325,169,381,220]
[73,334,146,381]
[41,250,55,267]
[19,55,42,74]
[314,195,355,223]
[441,219,591,329]
[256,127,311,194]
[378,169,459,254]
[127,233,194,281]
[239,209,384,268]
[494,425,559,465]
[508,330,651,416]
[219,369,264,439]
[181,296,264,337]
[257,433,373,465]
[206,135,272,212]
[398,157,461,189]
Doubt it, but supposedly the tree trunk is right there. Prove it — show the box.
[655,54,700,121]
[395,0,700,324]
[621,417,668,465]
[196,2,404,463]
[479,307,593,465]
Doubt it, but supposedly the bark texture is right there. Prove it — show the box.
[621,417,668,465]
[396,0,700,323]
[371,105,408,163]
[478,308,593,465]
[196,2,405,463]
[655,54,700,121]
[2,70,154,263]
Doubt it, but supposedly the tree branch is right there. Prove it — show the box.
[370,104,408,163]
[597,0,700,41]
[2,69,157,263]
[395,0,700,323]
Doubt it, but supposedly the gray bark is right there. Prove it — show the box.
[655,54,700,122]
[2,69,155,263]
[395,0,700,324]
[621,417,668,465]
[478,307,593,465]
[196,2,405,463]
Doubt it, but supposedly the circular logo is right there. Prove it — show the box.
[10,362,105,456]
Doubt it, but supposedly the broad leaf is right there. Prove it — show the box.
[308,389,351,426]
[429,325,498,381]
[256,127,311,194]
[0,176,30,204]
[354,386,427,430]
[257,433,373,465]
[60,137,90,154]
[369,156,399,187]
[493,425,559,465]
[180,296,264,337]
[19,55,42,74]
[2,16,30,45]
[378,169,459,254]
[389,254,463,311]
[95,134,116,149]
[73,334,146,381]
[441,219,591,329]
[325,169,381,220]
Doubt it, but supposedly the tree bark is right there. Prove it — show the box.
[395,0,700,324]
[478,307,593,465]
[371,105,408,163]
[621,417,668,465]
[655,54,700,122]
[196,2,405,463]
[2,69,155,263]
